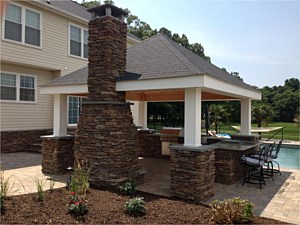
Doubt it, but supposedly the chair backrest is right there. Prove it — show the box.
[270,140,283,159]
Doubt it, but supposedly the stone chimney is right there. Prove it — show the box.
[74,4,140,187]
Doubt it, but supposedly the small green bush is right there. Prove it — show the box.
[124,197,145,216]
[34,178,46,203]
[209,197,254,224]
[120,179,136,196]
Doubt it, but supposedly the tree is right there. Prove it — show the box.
[252,103,274,127]
[81,0,100,8]
[209,104,230,132]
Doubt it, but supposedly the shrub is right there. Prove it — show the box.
[124,197,145,216]
[120,179,136,196]
[69,159,90,196]
[67,191,88,217]
[0,171,21,198]
[34,178,46,203]
[209,197,254,224]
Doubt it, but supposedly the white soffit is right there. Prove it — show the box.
[116,74,261,100]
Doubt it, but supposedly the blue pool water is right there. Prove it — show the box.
[276,145,300,169]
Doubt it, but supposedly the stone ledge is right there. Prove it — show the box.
[170,144,217,152]
[40,135,75,140]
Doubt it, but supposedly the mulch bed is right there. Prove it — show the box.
[0,188,288,224]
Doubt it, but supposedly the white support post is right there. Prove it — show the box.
[184,88,202,146]
[53,94,68,136]
[138,101,148,129]
[240,98,251,135]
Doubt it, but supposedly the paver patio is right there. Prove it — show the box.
[1,153,299,224]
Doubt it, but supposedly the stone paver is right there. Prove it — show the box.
[0,152,68,196]
[137,157,300,225]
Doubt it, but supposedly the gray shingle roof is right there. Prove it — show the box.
[44,34,259,92]
[41,0,91,20]
[40,0,141,41]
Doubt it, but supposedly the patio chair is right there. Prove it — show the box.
[249,143,275,180]
[268,140,283,175]
[240,146,266,189]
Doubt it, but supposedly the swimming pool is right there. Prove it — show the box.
[276,145,300,169]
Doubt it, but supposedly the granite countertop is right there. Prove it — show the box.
[214,140,261,151]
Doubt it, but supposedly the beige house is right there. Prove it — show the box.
[0,0,140,151]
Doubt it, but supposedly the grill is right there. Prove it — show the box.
[160,127,183,156]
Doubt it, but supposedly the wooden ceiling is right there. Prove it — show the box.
[125,89,239,101]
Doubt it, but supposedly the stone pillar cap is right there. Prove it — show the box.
[87,3,128,18]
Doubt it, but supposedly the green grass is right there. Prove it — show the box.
[219,122,299,141]
[148,121,299,141]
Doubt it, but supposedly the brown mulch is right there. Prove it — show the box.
[0,188,289,224]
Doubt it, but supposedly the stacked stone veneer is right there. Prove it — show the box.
[170,147,215,202]
[214,147,257,184]
[41,136,75,174]
[138,130,162,158]
[74,12,139,187]
[0,129,51,153]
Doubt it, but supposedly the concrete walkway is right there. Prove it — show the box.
[0,152,68,196]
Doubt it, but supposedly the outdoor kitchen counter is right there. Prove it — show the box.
[212,140,261,184]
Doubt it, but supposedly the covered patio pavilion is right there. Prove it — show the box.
[41,34,261,146]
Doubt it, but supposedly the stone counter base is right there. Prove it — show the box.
[170,145,215,202]
[41,135,75,175]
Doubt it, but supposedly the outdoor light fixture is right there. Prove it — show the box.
[66,166,74,190]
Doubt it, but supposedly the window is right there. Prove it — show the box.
[0,73,16,100]
[0,72,36,102]
[68,96,87,124]
[69,24,88,59]
[4,3,41,47]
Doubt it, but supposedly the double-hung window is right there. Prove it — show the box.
[68,96,87,124]
[69,24,88,59]
[4,3,41,47]
[0,72,36,102]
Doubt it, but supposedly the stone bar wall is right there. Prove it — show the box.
[231,134,260,142]
[214,147,257,184]
[0,129,51,153]
[74,10,140,188]
[170,146,216,202]
[138,129,162,158]
[41,135,75,174]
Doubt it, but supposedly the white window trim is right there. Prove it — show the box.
[0,71,37,104]
[68,22,88,60]
[1,2,43,49]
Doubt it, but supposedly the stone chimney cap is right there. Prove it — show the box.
[87,3,128,18]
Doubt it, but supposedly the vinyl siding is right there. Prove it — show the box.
[130,101,139,126]
[0,1,88,76]
[0,63,57,131]
[0,1,140,132]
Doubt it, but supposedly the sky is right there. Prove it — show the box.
[79,0,299,88]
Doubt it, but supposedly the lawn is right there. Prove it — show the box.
[148,122,299,141]
[0,188,287,224]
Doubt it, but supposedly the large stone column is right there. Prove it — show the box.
[74,4,140,187]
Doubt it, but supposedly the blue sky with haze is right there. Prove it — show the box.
[79,0,299,88]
